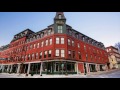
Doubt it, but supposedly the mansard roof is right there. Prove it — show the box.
[11,29,35,42]
[0,44,9,51]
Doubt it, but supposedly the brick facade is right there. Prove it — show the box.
[0,12,109,75]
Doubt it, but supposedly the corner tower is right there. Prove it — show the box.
[54,12,67,34]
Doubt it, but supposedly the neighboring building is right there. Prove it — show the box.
[0,12,109,75]
[106,46,120,69]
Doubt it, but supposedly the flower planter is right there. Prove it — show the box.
[26,73,28,76]
[65,73,68,76]
[31,72,34,76]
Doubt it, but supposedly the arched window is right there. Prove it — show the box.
[44,51,47,58]
[36,53,38,59]
[30,45,32,49]
[28,54,31,60]
[25,55,27,61]
[68,50,71,58]
[46,40,48,46]
[78,52,81,60]
[32,54,34,60]
[40,52,42,59]
[41,41,44,47]
[72,41,74,46]
[50,39,52,45]
[34,44,36,49]
[37,43,40,48]
[48,50,52,57]
[78,43,80,48]
[22,56,24,61]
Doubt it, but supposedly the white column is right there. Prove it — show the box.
[7,65,10,72]
[0,65,1,70]
[27,63,31,74]
[40,62,43,76]
[88,64,90,73]
[76,63,79,74]
[17,64,21,74]
[2,65,5,73]
[54,63,56,72]
[10,65,13,73]
[86,63,88,73]
[90,65,92,72]
[75,63,77,72]
[96,64,98,71]
[51,66,52,73]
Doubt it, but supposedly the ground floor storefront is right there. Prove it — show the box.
[0,60,108,75]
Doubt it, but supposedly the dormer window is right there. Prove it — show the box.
[41,32,44,38]
[33,36,36,41]
[88,39,90,43]
[30,38,33,41]
[37,35,40,39]
[58,25,63,33]
[76,34,78,39]
[68,30,72,35]
[58,14,62,19]
[48,29,52,35]
[83,37,85,41]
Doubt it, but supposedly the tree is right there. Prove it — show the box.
[115,42,120,53]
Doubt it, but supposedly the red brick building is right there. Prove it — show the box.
[0,12,109,75]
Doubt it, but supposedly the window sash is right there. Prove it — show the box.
[49,50,52,54]
[68,51,71,54]
[56,50,59,56]
[40,52,42,55]
[78,43,80,48]
[34,44,36,49]
[61,50,65,57]
[41,41,44,47]
[37,43,39,48]
[48,30,51,35]
[68,39,71,45]
[50,39,52,45]
[56,38,60,44]
[61,38,64,44]
[72,41,74,46]
[45,51,47,55]
[58,26,63,33]
[46,40,48,46]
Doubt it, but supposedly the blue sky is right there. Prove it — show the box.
[0,12,120,47]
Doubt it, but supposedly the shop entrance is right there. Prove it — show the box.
[89,64,97,72]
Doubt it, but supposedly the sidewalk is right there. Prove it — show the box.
[87,69,120,75]
[25,74,86,78]
[0,73,86,78]
[1,69,119,78]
